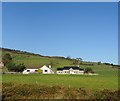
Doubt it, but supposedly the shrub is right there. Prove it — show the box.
[2,53,12,66]
[84,67,94,73]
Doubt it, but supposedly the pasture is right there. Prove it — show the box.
[2,72,118,91]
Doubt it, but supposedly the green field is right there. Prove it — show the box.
[1,48,119,99]
[2,68,118,90]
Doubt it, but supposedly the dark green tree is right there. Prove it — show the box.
[2,53,12,66]
[15,63,26,72]
[6,62,26,72]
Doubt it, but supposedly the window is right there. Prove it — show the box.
[45,70,47,72]
[35,70,38,72]
[27,70,30,72]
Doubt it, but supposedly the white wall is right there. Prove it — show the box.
[40,65,54,74]
[23,69,38,74]
[57,69,84,74]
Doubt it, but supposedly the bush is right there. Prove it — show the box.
[38,68,43,74]
[84,67,94,73]
[98,61,101,65]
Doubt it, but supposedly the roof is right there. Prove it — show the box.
[64,66,80,70]
[57,68,63,70]
[57,66,84,71]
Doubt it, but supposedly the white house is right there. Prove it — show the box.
[22,65,54,74]
[56,66,84,75]
[40,65,54,74]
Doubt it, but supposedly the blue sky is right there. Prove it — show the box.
[2,2,118,64]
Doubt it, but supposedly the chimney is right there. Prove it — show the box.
[49,65,51,68]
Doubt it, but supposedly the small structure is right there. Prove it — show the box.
[57,66,84,74]
[22,65,54,74]
[0,62,4,68]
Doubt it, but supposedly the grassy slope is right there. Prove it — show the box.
[1,48,119,90]
[1,48,73,69]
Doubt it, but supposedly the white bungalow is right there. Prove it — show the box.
[22,65,54,74]
[56,66,84,74]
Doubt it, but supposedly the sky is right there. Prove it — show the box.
[2,2,118,64]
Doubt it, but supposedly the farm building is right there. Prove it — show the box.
[57,66,84,74]
[23,65,54,74]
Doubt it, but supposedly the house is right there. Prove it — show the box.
[22,65,54,74]
[40,65,54,74]
[56,66,84,74]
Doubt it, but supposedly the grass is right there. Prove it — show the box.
[2,73,118,91]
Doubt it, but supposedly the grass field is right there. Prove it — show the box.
[2,73,118,91]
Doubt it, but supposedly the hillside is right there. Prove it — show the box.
[0,48,74,69]
[1,48,119,99]
[0,48,119,73]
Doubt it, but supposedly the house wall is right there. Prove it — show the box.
[23,69,38,74]
[56,70,63,74]
[57,69,84,74]
[63,70,69,74]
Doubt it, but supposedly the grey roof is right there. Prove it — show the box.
[57,68,63,70]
